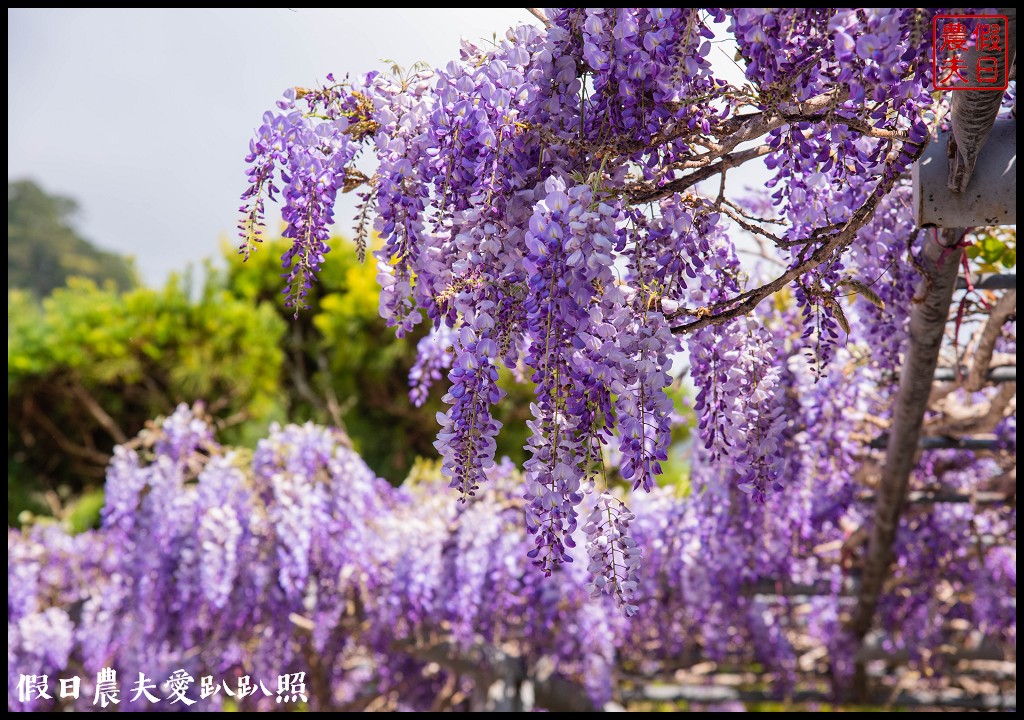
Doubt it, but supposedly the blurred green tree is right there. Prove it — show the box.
[7,278,286,523]
[8,180,138,296]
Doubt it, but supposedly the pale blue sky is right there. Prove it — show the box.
[8,8,534,285]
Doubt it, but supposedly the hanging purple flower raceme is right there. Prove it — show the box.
[240,88,362,315]
[195,457,249,610]
[408,324,456,407]
[731,318,789,502]
[367,69,442,336]
[252,422,338,599]
[583,492,642,615]
[684,209,743,454]
[612,307,675,493]
[678,209,791,501]
[519,173,666,583]
[615,205,694,492]
[521,176,615,574]
[434,323,505,500]
[846,184,921,374]
[238,97,294,260]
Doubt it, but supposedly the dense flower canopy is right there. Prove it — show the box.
[237,7,963,606]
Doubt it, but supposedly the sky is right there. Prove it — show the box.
[8,8,535,286]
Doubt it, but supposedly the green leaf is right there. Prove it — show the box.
[66,489,106,534]
[980,235,1006,264]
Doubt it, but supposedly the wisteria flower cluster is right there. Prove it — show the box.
[237,9,952,591]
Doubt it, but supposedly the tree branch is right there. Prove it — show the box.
[706,90,844,153]
[927,382,1017,436]
[718,200,787,247]
[316,348,348,431]
[525,8,551,27]
[28,403,111,472]
[848,228,965,640]
[68,379,129,444]
[668,141,928,335]
[628,144,772,203]
[965,289,1016,392]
